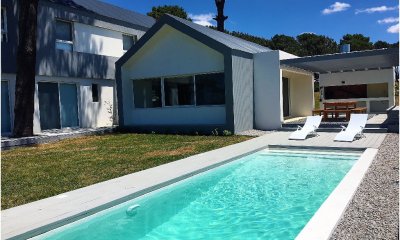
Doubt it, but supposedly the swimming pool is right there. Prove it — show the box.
[32,149,361,240]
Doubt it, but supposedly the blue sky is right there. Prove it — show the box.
[104,0,399,43]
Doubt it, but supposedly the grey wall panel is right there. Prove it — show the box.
[231,55,254,133]
[36,50,118,79]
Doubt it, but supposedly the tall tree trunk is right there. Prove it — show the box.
[214,0,228,32]
[13,0,39,137]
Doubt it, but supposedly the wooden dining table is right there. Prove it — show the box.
[312,101,366,121]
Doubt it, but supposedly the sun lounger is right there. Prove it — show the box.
[334,114,368,142]
[289,116,322,140]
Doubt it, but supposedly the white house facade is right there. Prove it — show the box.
[1,0,155,135]
[116,14,315,134]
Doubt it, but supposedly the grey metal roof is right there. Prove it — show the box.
[281,48,399,73]
[167,15,271,54]
[49,0,155,29]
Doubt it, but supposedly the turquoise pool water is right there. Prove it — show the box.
[34,149,360,240]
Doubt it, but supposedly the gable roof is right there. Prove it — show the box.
[48,0,155,29]
[167,15,271,54]
[117,14,270,67]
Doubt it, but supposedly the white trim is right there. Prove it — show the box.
[295,148,378,240]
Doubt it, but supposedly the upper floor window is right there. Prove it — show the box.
[55,20,73,51]
[1,7,7,42]
[122,34,137,51]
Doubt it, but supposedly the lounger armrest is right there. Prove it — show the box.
[297,125,302,130]
[340,125,346,131]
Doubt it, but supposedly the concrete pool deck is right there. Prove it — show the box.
[1,132,387,239]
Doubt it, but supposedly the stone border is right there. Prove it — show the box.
[1,127,115,150]
[295,148,378,240]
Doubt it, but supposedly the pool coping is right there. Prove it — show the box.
[2,132,384,240]
[295,148,378,240]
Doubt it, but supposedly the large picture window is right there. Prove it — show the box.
[133,78,162,108]
[164,76,194,106]
[132,72,225,109]
[195,73,225,105]
[55,20,73,51]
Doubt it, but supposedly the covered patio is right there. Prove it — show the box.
[281,48,399,115]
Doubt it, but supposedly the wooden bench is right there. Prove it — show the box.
[323,109,351,121]
[351,107,367,113]
[312,109,324,116]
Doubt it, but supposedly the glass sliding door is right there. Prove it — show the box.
[1,81,11,133]
[59,83,79,128]
[38,82,61,130]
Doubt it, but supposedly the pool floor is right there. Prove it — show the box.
[33,149,360,240]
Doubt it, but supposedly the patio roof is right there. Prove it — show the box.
[280,48,399,73]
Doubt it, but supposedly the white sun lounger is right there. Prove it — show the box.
[334,114,368,142]
[289,116,322,140]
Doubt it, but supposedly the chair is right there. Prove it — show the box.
[289,116,322,140]
[334,114,368,142]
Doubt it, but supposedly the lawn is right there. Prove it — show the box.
[1,133,251,209]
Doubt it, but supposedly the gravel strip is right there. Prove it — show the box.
[330,133,399,240]
[237,129,275,137]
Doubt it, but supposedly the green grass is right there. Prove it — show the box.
[1,133,251,209]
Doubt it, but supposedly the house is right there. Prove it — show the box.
[1,0,155,135]
[116,14,315,134]
[117,14,398,134]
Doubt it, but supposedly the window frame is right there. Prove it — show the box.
[132,71,225,109]
[122,34,137,52]
[1,7,7,42]
[55,19,74,51]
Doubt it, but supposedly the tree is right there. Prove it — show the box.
[297,33,338,56]
[340,34,373,51]
[213,0,228,32]
[13,0,39,137]
[373,40,390,49]
[270,34,302,55]
[147,5,190,21]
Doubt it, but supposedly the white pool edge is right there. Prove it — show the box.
[295,148,378,240]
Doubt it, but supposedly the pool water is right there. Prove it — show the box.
[33,149,360,240]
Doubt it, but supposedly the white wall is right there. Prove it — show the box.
[319,68,394,86]
[282,70,314,117]
[254,51,282,130]
[121,24,226,127]
[74,23,145,58]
